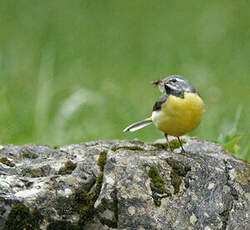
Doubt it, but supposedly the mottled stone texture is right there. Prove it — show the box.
[0,137,249,230]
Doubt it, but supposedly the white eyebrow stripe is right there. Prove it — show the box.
[176,78,185,82]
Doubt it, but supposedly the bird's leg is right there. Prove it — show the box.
[177,136,186,153]
[164,133,173,152]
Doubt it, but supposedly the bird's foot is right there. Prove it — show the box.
[177,137,186,154]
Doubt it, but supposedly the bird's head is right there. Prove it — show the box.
[152,75,197,97]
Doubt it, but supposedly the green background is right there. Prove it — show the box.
[0,0,249,160]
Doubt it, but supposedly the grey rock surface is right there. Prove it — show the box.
[0,137,249,230]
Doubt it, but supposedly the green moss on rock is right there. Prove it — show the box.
[0,157,15,167]
[169,139,186,149]
[91,172,103,201]
[47,220,79,230]
[22,153,30,158]
[22,152,38,159]
[167,158,191,194]
[79,205,94,225]
[5,204,42,230]
[77,150,107,226]
[48,150,107,227]
[30,168,44,177]
[148,166,166,194]
[170,171,182,194]
[111,146,144,151]
[152,139,186,150]
[65,161,77,172]
[151,143,168,150]
[97,151,107,172]
[77,172,104,225]
[58,160,77,175]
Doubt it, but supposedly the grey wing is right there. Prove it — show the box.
[153,94,168,111]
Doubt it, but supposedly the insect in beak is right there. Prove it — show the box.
[152,79,165,92]
[151,79,162,85]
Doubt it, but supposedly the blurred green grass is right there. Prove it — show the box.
[0,0,249,161]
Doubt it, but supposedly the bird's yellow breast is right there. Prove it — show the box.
[152,93,204,136]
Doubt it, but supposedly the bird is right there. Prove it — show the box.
[123,75,205,153]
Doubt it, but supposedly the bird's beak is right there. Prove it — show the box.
[152,79,165,92]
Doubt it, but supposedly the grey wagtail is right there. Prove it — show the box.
[123,75,205,153]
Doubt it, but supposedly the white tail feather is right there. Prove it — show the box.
[123,118,152,132]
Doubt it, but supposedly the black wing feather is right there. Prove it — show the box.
[153,94,168,111]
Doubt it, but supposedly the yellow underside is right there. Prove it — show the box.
[152,93,204,136]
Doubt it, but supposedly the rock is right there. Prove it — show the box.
[0,137,249,230]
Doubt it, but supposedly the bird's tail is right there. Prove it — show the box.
[123,117,152,132]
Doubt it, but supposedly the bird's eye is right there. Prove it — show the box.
[172,79,177,83]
